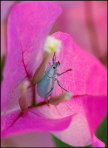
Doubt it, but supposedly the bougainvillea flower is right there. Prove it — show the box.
[1,2,107,147]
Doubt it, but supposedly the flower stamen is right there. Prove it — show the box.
[49,92,73,105]
[19,81,30,112]
[44,36,61,53]
[32,36,62,84]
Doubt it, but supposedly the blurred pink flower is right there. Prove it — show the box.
[1,2,107,147]
[52,1,107,65]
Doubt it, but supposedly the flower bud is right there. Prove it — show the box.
[50,92,73,106]
[44,36,61,54]
[19,81,30,112]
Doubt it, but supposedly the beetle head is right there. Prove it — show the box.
[53,61,60,69]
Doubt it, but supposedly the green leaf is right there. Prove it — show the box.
[52,135,73,147]
[51,117,107,147]
[96,115,108,147]
[51,135,91,147]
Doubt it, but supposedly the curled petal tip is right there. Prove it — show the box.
[92,136,105,147]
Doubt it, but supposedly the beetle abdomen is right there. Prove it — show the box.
[37,76,51,98]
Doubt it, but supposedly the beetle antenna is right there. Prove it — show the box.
[52,52,56,64]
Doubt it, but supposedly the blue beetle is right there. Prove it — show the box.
[37,53,72,100]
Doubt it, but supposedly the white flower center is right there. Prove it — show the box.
[44,36,62,53]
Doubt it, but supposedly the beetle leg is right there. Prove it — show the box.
[56,69,72,76]
[45,78,55,98]
[46,87,54,97]
[55,78,68,92]
[45,87,54,106]
[47,75,54,78]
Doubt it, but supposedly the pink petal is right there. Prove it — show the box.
[34,95,106,146]
[2,95,106,146]
[50,32,107,97]
[1,109,73,138]
[83,95,107,132]
[1,2,62,112]
[92,135,105,147]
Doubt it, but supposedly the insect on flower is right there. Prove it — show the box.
[37,52,72,102]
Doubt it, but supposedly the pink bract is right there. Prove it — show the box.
[1,2,107,147]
